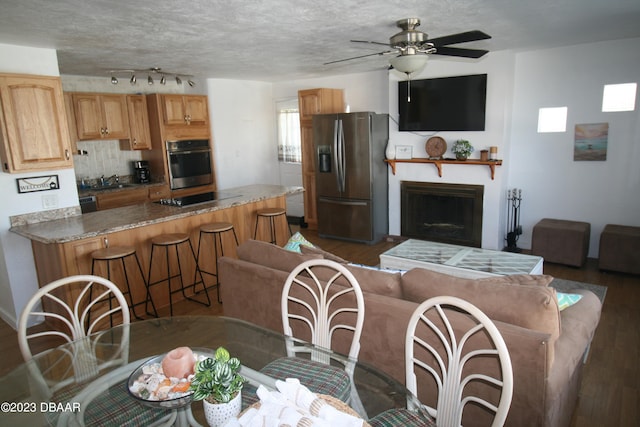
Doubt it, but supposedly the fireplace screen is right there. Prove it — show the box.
[401,182,484,247]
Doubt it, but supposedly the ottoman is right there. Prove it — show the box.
[532,218,590,267]
[599,224,640,274]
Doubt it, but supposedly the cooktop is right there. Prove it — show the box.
[156,191,239,207]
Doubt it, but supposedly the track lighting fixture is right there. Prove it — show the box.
[108,67,195,86]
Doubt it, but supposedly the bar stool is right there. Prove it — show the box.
[253,207,292,244]
[195,222,239,303]
[90,246,157,321]
[146,233,210,317]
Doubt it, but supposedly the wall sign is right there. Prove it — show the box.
[16,175,60,193]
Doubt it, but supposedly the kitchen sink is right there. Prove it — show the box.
[87,183,138,191]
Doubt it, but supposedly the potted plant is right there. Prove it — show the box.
[452,140,474,160]
[190,347,246,427]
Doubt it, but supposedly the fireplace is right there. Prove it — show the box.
[401,181,484,247]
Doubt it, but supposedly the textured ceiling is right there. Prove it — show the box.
[1,0,640,82]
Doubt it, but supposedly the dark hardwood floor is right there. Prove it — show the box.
[1,228,638,426]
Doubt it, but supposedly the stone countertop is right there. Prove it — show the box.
[11,184,303,244]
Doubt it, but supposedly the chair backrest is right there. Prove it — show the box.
[18,274,131,362]
[405,296,513,427]
[281,259,365,367]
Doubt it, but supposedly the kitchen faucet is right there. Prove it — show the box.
[100,174,119,186]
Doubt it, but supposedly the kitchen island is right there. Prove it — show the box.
[11,184,303,310]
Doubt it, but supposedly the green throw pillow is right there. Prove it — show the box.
[284,232,315,253]
[557,292,582,310]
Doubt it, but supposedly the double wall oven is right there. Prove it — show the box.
[166,139,213,190]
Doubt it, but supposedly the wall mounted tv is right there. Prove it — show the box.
[398,74,487,131]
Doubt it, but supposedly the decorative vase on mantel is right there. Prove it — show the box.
[203,392,242,427]
[385,141,395,159]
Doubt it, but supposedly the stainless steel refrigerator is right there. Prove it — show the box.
[313,112,389,243]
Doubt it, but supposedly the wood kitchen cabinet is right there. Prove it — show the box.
[143,93,215,193]
[0,73,73,172]
[120,95,152,150]
[297,88,344,229]
[71,93,130,140]
[160,94,209,128]
[96,187,148,210]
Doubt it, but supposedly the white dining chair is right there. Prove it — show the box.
[371,295,513,427]
[18,275,173,426]
[258,259,366,416]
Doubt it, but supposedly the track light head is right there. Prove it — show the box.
[111,76,118,84]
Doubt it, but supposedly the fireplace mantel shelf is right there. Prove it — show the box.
[384,158,503,180]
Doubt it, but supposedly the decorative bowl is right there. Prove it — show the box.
[127,347,215,409]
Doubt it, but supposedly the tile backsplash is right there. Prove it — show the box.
[73,140,143,183]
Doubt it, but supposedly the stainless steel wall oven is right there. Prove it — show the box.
[166,139,213,190]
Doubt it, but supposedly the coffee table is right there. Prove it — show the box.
[379,239,544,279]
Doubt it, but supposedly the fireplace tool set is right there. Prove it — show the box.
[504,188,523,252]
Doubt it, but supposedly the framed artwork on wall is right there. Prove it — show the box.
[574,123,608,161]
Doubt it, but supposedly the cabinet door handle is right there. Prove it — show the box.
[104,128,110,135]
[133,138,138,146]
[65,149,70,160]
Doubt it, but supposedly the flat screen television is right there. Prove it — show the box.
[398,74,487,131]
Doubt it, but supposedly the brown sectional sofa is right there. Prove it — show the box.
[219,239,602,427]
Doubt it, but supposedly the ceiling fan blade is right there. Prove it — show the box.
[432,46,489,58]
[324,50,395,65]
[426,30,491,47]
[351,39,390,47]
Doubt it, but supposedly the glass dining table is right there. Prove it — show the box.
[0,316,432,426]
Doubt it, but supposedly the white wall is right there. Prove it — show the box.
[0,44,78,327]
[508,38,640,257]
[207,79,280,189]
[386,52,516,250]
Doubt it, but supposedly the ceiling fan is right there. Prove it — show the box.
[325,18,491,75]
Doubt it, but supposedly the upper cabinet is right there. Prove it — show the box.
[0,74,73,172]
[121,95,152,150]
[160,95,209,127]
[71,93,130,140]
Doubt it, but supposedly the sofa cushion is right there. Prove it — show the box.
[300,244,349,264]
[478,273,554,287]
[236,239,322,272]
[401,268,561,342]
[283,232,315,253]
[556,292,583,310]
[344,264,403,298]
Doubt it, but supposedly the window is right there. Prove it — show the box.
[602,83,637,112]
[537,107,568,133]
[277,103,301,163]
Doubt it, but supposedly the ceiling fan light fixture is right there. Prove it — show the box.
[389,54,428,74]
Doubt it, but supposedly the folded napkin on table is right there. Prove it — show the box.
[224,378,363,427]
